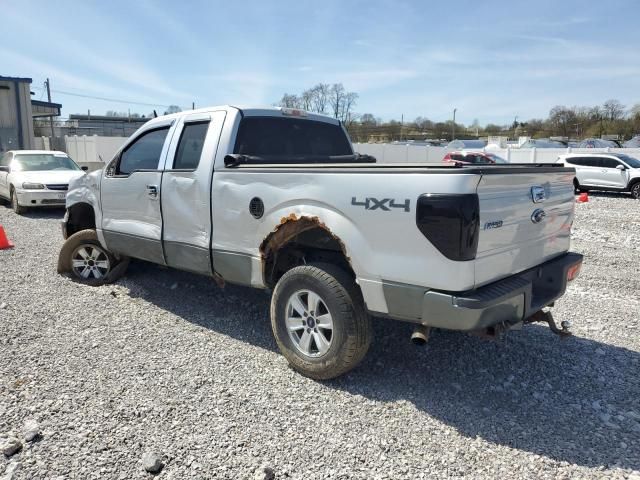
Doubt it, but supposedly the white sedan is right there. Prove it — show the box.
[0,150,87,214]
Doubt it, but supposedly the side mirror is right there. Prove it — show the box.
[616,164,626,171]
[0,166,9,173]
[81,166,89,171]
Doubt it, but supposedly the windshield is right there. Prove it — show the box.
[486,153,507,163]
[12,154,81,172]
[614,153,640,168]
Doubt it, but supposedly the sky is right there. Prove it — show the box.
[2,0,639,125]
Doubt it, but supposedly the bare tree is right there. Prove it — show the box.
[549,106,577,138]
[340,92,358,124]
[310,83,330,114]
[360,113,377,126]
[300,89,314,111]
[329,83,345,119]
[414,116,434,131]
[602,99,625,121]
[164,105,182,115]
[278,93,300,108]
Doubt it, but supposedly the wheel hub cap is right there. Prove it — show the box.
[285,289,333,358]
[71,244,111,280]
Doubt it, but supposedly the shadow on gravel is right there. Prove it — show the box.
[576,190,634,200]
[0,205,65,219]
[120,260,639,471]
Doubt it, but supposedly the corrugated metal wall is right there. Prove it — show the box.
[0,78,35,152]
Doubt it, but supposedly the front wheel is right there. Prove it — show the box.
[270,263,372,380]
[631,182,640,200]
[57,229,129,286]
[10,188,26,215]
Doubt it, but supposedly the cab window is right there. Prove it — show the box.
[234,117,352,158]
[117,127,170,175]
[172,122,209,170]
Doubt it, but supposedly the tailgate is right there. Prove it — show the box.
[474,169,575,288]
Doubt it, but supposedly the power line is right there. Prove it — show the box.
[31,85,182,109]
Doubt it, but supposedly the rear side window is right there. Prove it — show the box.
[579,157,600,167]
[567,157,588,166]
[450,154,464,161]
[233,117,352,158]
[173,122,209,170]
[118,127,169,175]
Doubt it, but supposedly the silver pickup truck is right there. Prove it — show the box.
[58,106,583,379]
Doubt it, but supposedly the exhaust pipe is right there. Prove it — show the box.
[411,325,431,345]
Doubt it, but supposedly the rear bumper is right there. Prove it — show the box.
[16,189,67,207]
[380,252,583,331]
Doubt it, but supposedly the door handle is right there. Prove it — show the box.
[146,185,159,198]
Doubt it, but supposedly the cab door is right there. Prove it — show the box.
[100,120,176,264]
[160,110,226,275]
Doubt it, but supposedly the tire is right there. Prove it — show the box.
[270,263,372,380]
[631,181,640,200]
[10,187,26,215]
[573,178,587,194]
[57,229,129,286]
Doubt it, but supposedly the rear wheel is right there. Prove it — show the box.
[57,229,129,286]
[270,263,372,380]
[10,188,26,215]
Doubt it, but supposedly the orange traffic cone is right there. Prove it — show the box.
[0,225,14,249]
[576,192,589,203]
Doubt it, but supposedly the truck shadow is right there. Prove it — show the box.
[122,260,640,471]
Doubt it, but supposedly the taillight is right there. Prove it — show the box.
[415,194,479,261]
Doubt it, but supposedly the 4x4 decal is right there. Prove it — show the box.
[351,197,410,212]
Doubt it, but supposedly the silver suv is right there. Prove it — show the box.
[557,153,640,199]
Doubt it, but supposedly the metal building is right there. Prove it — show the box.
[0,75,61,152]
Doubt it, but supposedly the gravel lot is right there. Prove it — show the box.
[1,193,639,479]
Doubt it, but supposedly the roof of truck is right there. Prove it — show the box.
[152,105,341,125]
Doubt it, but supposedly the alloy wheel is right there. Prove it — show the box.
[71,244,111,280]
[285,289,334,357]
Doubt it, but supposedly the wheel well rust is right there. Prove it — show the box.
[260,214,353,287]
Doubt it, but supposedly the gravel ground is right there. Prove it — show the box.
[1,193,639,479]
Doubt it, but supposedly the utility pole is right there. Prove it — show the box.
[192,102,195,110]
[45,78,55,144]
[452,108,457,141]
[400,113,404,141]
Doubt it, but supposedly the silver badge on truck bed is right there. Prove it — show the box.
[531,185,546,203]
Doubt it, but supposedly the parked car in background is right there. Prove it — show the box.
[623,136,640,148]
[556,153,640,199]
[446,139,487,150]
[443,151,508,166]
[577,138,619,148]
[0,150,87,214]
[520,139,567,148]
